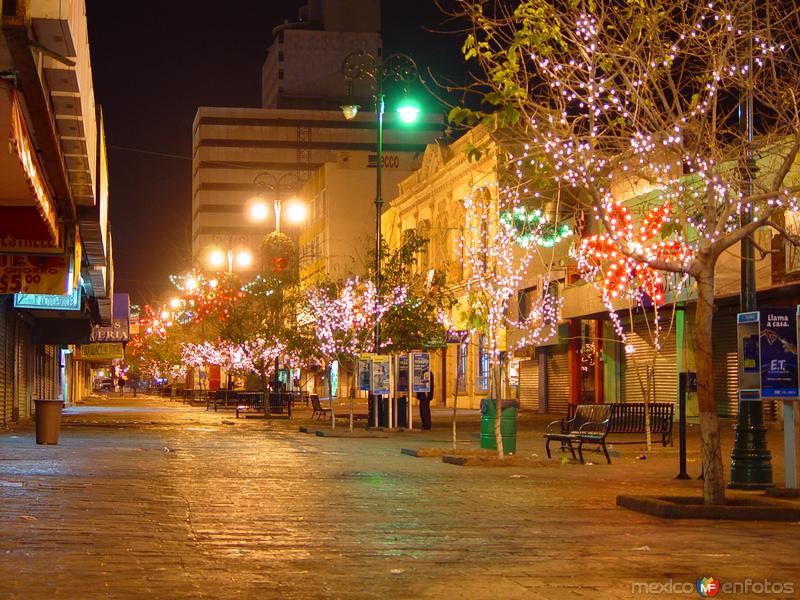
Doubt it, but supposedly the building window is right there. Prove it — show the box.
[456,343,467,393]
[278,51,284,62]
[477,334,490,392]
[278,70,284,81]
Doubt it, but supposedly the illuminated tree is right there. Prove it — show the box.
[304,278,408,429]
[452,0,800,503]
[460,182,564,459]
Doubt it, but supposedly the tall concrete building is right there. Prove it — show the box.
[192,0,442,271]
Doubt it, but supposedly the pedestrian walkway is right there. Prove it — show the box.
[0,395,795,599]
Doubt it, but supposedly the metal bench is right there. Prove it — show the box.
[608,402,674,447]
[562,402,674,446]
[310,395,330,420]
[544,404,612,464]
[236,392,265,418]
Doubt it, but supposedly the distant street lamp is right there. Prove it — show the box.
[341,50,420,353]
[252,171,305,234]
[207,236,252,274]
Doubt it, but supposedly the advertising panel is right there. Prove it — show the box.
[371,355,391,395]
[760,308,799,398]
[412,352,431,393]
[397,355,409,392]
[357,356,372,391]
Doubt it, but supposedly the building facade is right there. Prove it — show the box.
[386,123,800,418]
[1,0,114,424]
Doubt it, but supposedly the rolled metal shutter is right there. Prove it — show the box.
[518,359,539,412]
[15,319,31,421]
[623,317,677,406]
[712,311,739,418]
[0,302,9,425]
[546,350,569,414]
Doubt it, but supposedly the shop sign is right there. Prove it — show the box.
[412,352,431,393]
[13,285,81,311]
[0,226,65,255]
[0,254,69,295]
[760,308,799,398]
[91,293,130,342]
[75,342,124,361]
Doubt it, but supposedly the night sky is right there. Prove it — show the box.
[84,1,465,306]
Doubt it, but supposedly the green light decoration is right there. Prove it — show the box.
[500,206,573,248]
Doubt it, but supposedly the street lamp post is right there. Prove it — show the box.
[251,171,307,393]
[208,234,252,274]
[341,50,420,354]
[252,171,305,235]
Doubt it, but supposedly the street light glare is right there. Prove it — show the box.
[186,277,198,290]
[286,202,307,224]
[236,250,253,268]
[250,202,269,222]
[396,99,420,124]
[169,298,181,309]
[208,251,225,268]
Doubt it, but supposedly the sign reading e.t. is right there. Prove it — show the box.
[760,307,799,398]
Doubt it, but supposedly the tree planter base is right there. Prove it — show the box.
[617,495,800,521]
[442,455,551,467]
[401,447,491,458]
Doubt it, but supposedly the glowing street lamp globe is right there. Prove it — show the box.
[285,201,307,224]
[396,97,420,124]
[250,202,269,222]
[235,250,253,268]
[208,251,225,268]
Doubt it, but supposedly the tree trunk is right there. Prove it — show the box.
[695,262,726,505]
[493,361,504,459]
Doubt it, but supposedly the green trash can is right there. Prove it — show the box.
[34,399,64,445]
[480,399,519,454]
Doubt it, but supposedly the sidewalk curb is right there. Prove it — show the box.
[617,495,800,521]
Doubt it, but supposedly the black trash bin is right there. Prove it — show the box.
[396,396,408,428]
[377,395,389,427]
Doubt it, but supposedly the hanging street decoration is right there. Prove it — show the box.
[572,199,692,306]
[500,206,573,248]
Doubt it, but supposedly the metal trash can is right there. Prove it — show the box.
[34,399,64,445]
[480,399,519,454]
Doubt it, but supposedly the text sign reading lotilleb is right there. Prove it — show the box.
[412,352,431,393]
[371,355,391,396]
[760,308,799,398]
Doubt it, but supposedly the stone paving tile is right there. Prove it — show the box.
[0,395,796,599]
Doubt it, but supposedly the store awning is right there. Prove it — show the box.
[0,85,59,245]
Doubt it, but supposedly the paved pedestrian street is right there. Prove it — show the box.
[0,396,797,599]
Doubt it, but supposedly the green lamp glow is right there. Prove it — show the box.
[396,97,420,123]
